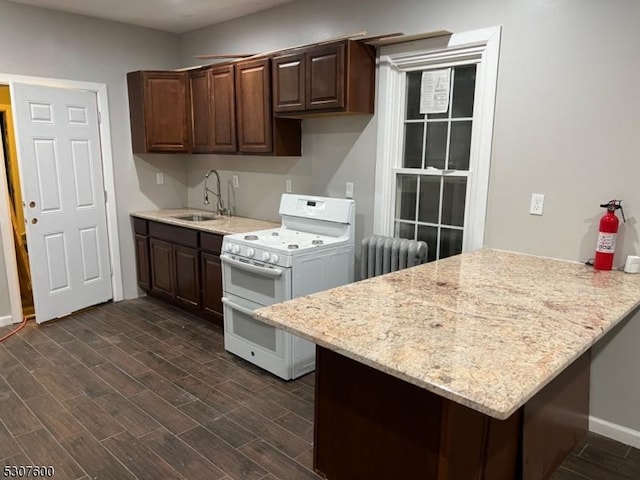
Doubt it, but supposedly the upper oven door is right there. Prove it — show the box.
[221,253,291,306]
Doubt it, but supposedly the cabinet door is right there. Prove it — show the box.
[210,65,238,153]
[149,238,174,298]
[135,234,150,290]
[306,44,345,111]
[189,70,212,153]
[272,52,305,113]
[235,58,272,153]
[201,252,223,319]
[143,72,190,152]
[174,245,200,308]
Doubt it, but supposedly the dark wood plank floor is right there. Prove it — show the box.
[0,298,637,480]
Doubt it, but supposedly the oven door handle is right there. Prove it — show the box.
[220,254,283,277]
[221,296,258,316]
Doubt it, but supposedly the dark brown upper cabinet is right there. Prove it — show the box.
[210,64,238,153]
[272,40,376,116]
[127,71,190,153]
[272,52,305,113]
[188,64,237,154]
[189,69,212,153]
[236,57,301,156]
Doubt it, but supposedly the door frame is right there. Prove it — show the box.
[0,74,123,325]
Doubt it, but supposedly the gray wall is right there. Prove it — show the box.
[0,0,186,306]
[180,0,640,432]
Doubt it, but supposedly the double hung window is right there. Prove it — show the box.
[374,27,501,261]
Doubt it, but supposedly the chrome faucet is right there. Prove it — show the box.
[203,169,227,216]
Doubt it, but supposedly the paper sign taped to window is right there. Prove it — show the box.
[420,69,451,114]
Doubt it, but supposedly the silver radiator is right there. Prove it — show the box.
[360,235,428,280]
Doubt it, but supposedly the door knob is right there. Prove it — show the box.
[29,201,36,208]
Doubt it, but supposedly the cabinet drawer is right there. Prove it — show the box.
[201,232,223,254]
[133,217,148,235]
[148,221,198,247]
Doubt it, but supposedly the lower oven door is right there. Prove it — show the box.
[222,293,293,380]
[220,253,290,306]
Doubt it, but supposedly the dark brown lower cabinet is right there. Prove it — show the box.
[134,234,150,290]
[133,217,223,326]
[201,252,223,319]
[173,245,200,308]
[149,238,174,299]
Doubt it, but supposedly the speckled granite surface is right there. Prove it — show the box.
[131,209,279,235]
[254,249,640,419]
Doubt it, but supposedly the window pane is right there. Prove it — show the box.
[449,121,472,170]
[417,225,438,262]
[403,123,424,168]
[440,228,463,259]
[406,71,425,120]
[417,176,440,224]
[395,174,417,221]
[424,122,447,169]
[395,221,415,240]
[441,177,467,227]
[452,65,476,118]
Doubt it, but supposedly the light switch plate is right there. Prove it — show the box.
[232,174,240,188]
[286,179,292,193]
[156,173,164,185]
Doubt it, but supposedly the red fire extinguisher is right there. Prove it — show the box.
[594,200,626,270]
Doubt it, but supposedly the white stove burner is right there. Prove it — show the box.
[288,244,299,250]
[244,234,259,241]
[312,239,324,245]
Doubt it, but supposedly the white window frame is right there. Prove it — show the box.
[373,26,501,254]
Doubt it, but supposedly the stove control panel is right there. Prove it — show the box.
[222,242,292,268]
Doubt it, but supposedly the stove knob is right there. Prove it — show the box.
[246,248,255,258]
[231,245,240,254]
[262,252,271,262]
[223,243,232,252]
[270,254,279,264]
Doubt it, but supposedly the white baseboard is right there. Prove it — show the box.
[590,415,640,448]
[0,315,13,327]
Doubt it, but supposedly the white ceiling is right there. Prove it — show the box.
[9,0,296,33]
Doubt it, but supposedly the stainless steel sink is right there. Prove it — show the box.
[173,214,219,222]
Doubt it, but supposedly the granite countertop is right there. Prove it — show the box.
[131,209,279,235]
[254,249,640,419]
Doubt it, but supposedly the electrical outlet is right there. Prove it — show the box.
[232,174,240,188]
[156,172,164,185]
[346,182,354,199]
[286,179,292,193]
[529,193,544,215]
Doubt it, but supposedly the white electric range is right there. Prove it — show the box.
[221,194,355,380]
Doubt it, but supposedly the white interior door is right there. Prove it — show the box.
[12,83,112,323]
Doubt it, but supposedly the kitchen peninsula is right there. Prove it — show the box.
[254,249,640,479]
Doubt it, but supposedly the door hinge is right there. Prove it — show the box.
[104,190,108,203]
[98,111,102,124]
